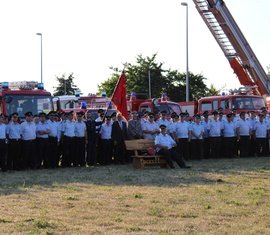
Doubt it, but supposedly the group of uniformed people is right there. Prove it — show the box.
[145,108,270,161]
[0,107,269,172]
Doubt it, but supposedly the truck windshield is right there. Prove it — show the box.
[155,103,181,115]
[231,97,265,110]
[5,95,53,117]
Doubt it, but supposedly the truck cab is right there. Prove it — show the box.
[0,81,53,119]
[127,92,182,115]
[198,94,265,115]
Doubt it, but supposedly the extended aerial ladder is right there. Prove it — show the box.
[193,0,270,96]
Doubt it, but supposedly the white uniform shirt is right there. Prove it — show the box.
[100,122,112,139]
[174,121,190,139]
[156,118,171,129]
[140,118,149,130]
[222,121,236,137]
[155,133,176,152]
[189,122,204,140]
[254,120,268,138]
[142,121,159,140]
[62,120,76,137]
[20,121,36,140]
[207,119,222,137]
[75,121,86,137]
[47,120,59,138]
[6,122,21,139]
[36,121,50,139]
[201,119,209,138]
[0,123,6,139]
[235,119,252,136]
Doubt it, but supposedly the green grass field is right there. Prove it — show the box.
[1,157,270,234]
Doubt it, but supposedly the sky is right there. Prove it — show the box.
[1,0,270,96]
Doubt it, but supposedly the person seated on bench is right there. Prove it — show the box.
[155,124,191,169]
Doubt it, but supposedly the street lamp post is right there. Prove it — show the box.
[181,2,189,102]
[64,79,67,95]
[36,33,43,84]
[148,68,151,99]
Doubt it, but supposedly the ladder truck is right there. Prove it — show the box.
[193,0,270,106]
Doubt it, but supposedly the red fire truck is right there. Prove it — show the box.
[127,92,182,115]
[180,0,270,115]
[0,81,53,118]
[180,88,266,116]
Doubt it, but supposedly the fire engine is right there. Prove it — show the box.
[53,92,116,114]
[181,0,269,115]
[127,92,182,115]
[53,95,81,113]
[0,81,53,118]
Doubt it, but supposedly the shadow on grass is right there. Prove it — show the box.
[0,157,270,195]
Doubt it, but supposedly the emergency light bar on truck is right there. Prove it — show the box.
[0,81,53,118]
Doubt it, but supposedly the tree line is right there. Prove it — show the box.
[53,54,220,101]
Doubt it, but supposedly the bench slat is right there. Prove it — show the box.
[125,139,168,169]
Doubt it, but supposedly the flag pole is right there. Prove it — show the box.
[103,66,126,120]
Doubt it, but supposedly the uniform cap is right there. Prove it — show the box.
[98,109,104,114]
[194,114,201,119]
[160,110,167,114]
[159,124,167,129]
[226,113,232,118]
[11,112,19,117]
[38,112,47,117]
[202,111,209,116]
[212,110,218,115]
[24,111,33,116]
[110,112,117,118]
[76,111,85,116]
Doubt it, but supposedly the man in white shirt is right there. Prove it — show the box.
[155,124,191,169]
[20,111,37,169]
[0,115,7,172]
[173,112,191,161]
[208,111,222,158]
[99,115,113,165]
[142,113,159,140]
[75,111,87,167]
[189,115,204,160]
[253,113,269,156]
[236,111,252,157]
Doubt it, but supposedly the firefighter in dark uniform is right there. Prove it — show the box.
[99,115,113,165]
[20,112,37,169]
[36,112,50,168]
[61,111,76,167]
[74,111,87,167]
[85,111,98,166]
[0,114,7,172]
[6,112,21,170]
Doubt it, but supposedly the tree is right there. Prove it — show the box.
[205,84,220,96]
[53,73,80,96]
[98,54,213,101]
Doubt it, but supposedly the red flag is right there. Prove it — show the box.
[111,71,128,120]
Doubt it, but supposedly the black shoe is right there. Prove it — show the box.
[182,165,191,169]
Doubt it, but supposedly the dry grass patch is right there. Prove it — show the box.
[0,158,270,234]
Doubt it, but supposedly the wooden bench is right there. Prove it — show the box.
[125,139,169,169]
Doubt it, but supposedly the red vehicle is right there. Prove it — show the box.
[127,92,182,115]
[0,81,53,118]
[180,92,265,116]
[189,0,270,111]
